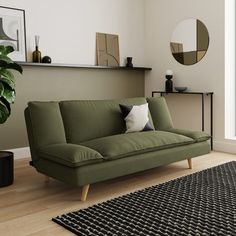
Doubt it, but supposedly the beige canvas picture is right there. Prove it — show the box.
[96,32,120,66]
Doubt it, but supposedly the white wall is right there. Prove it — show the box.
[144,0,233,152]
[1,0,145,66]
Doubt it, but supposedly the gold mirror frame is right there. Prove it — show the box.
[170,19,209,65]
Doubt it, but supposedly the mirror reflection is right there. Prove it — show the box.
[170,19,209,65]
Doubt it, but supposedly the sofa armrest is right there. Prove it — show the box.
[37,143,103,167]
[166,128,210,143]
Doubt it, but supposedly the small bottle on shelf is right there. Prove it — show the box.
[32,35,41,63]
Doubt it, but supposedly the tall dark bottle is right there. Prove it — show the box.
[32,35,41,63]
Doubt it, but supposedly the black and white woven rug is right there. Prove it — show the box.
[52,161,236,236]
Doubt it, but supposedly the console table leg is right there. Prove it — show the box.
[201,94,205,131]
[210,93,213,150]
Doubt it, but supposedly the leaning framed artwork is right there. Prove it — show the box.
[96,32,120,66]
[0,6,27,62]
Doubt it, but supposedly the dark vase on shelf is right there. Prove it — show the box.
[32,35,41,63]
[126,57,133,67]
[42,56,52,63]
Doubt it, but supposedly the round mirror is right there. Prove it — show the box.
[170,19,209,65]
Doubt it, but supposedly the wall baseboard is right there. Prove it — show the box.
[6,147,30,160]
[213,141,236,154]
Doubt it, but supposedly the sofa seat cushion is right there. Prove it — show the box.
[38,144,103,168]
[166,128,210,142]
[81,131,194,160]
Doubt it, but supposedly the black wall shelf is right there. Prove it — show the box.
[18,62,152,71]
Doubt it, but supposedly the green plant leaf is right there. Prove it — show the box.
[0,82,4,96]
[0,100,9,124]
[0,55,13,64]
[0,97,10,115]
[0,46,14,56]
[0,60,23,74]
[2,88,15,103]
[4,46,14,55]
[0,59,8,68]
[0,46,22,124]
[8,62,23,74]
[0,69,16,89]
[0,46,5,53]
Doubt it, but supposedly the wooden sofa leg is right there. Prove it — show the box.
[187,158,192,169]
[45,175,50,183]
[81,184,90,201]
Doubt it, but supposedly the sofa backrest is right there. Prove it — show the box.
[25,97,173,155]
[59,97,151,143]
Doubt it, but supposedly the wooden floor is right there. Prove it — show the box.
[0,151,235,236]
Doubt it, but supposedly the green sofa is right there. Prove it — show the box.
[24,97,210,201]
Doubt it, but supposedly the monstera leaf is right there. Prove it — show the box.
[0,101,9,124]
[0,69,16,89]
[0,46,22,124]
[0,45,14,55]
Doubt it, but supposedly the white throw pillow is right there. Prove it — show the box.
[119,103,154,133]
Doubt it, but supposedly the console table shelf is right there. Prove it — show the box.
[18,62,152,71]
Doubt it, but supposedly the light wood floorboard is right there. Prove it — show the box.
[0,151,235,235]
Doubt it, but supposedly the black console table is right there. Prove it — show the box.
[152,91,214,150]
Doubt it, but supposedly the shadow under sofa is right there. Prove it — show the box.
[24,97,211,201]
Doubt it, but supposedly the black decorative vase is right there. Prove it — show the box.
[42,56,52,63]
[165,75,173,92]
[126,57,133,67]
